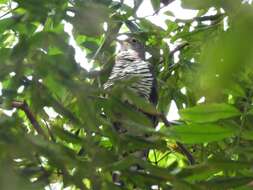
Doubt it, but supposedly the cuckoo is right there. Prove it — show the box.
[104,36,158,157]
[104,36,158,124]
[104,36,158,186]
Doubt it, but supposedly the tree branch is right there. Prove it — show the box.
[157,113,195,165]
[158,42,189,66]
[158,113,172,126]
[96,95,195,165]
[12,100,48,139]
[176,142,195,165]
[169,42,189,58]
[175,14,225,23]
[0,7,18,20]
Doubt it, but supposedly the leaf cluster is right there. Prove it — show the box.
[0,0,253,189]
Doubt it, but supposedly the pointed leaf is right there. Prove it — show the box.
[163,123,237,144]
[179,103,240,123]
[151,0,160,11]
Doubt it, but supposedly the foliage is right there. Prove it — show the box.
[0,0,253,189]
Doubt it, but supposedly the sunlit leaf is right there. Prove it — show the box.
[163,123,237,144]
[179,103,241,123]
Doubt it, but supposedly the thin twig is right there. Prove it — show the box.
[176,142,195,165]
[161,0,176,6]
[169,42,189,58]
[156,151,172,163]
[132,5,166,20]
[35,154,52,189]
[175,14,225,23]
[159,42,189,66]
[166,43,190,70]
[134,0,176,19]
[12,100,48,139]
[68,0,75,7]
[0,7,18,20]
[153,149,158,165]
[158,113,172,126]
[80,57,114,78]
[153,4,168,15]
[157,112,195,165]
[43,119,56,142]
[91,22,122,62]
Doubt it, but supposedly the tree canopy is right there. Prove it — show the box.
[0,0,253,189]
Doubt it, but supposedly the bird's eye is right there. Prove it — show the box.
[131,38,137,43]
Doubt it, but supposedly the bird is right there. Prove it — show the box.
[104,35,158,155]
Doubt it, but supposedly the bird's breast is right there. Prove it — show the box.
[123,60,154,100]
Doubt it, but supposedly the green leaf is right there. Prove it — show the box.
[164,10,174,17]
[134,0,143,10]
[241,130,253,140]
[177,159,252,181]
[0,17,17,33]
[125,20,141,32]
[151,0,160,11]
[69,2,110,37]
[247,108,253,116]
[52,127,83,145]
[0,0,8,3]
[181,0,221,9]
[163,123,236,144]
[179,103,241,123]
[199,177,253,190]
[108,96,154,129]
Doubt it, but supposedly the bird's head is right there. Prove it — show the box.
[118,36,145,59]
